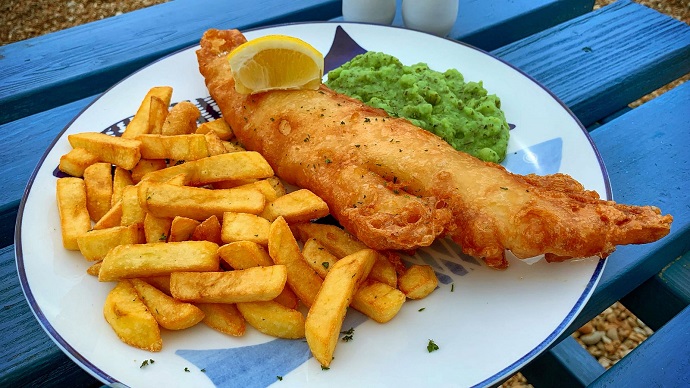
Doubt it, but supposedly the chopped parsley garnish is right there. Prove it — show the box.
[277,376,283,381]
[159,233,167,241]
[451,283,455,292]
[321,262,330,269]
[418,307,426,312]
[184,367,190,372]
[321,365,330,371]
[140,359,154,368]
[427,339,440,353]
[341,327,355,341]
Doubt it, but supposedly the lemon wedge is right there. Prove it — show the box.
[227,35,324,94]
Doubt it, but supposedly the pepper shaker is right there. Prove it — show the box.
[342,0,397,25]
[402,0,459,36]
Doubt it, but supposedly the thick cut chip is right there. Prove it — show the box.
[351,279,406,323]
[397,264,438,299]
[236,301,305,339]
[169,216,201,242]
[121,185,146,226]
[83,162,113,222]
[196,118,233,140]
[130,278,205,330]
[217,241,299,308]
[140,182,265,220]
[112,167,134,206]
[147,95,169,135]
[218,240,273,269]
[204,131,227,156]
[294,222,397,287]
[103,280,162,352]
[169,266,287,303]
[140,152,273,185]
[137,134,209,161]
[260,189,329,223]
[131,159,167,183]
[301,238,338,279]
[56,178,91,250]
[59,147,99,177]
[305,249,376,367]
[196,303,246,336]
[98,241,220,281]
[77,224,144,261]
[192,215,223,244]
[68,132,141,170]
[221,212,271,245]
[223,141,246,153]
[144,275,172,295]
[268,217,323,307]
[94,200,123,230]
[161,101,200,136]
[144,213,172,243]
[293,222,366,258]
[86,261,102,277]
[121,86,173,139]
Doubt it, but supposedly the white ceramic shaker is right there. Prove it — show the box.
[402,0,459,36]
[342,0,397,25]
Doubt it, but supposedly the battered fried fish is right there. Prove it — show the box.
[196,29,672,269]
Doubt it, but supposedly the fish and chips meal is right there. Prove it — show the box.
[54,28,672,368]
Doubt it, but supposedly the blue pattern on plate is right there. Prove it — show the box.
[324,26,367,73]
[177,311,368,386]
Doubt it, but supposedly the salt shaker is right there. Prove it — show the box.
[402,0,459,36]
[342,0,397,25]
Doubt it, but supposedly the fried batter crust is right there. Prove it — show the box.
[196,29,672,269]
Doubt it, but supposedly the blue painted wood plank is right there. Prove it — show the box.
[590,305,690,387]
[0,0,593,126]
[558,78,690,338]
[335,0,595,51]
[519,336,605,387]
[620,250,690,331]
[0,96,96,249]
[493,0,690,127]
[450,0,595,50]
[659,250,690,304]
[0,245,98,386]
[0,0,342,125]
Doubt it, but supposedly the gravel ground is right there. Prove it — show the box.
[1,1,687,386]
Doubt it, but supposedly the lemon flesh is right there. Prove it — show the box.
[228,35,324,94]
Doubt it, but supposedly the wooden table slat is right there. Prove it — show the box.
[590,304,690,387]
[0,0,342,125]
[561,80,690,336]
[493,0,690,127]
[0,0,596,126]
[620,250,690,331]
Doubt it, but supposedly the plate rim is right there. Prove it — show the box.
[14,21,610,387]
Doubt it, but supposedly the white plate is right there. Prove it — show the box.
[16,23,609,388]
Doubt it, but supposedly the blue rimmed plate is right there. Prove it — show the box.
[16,22,607,388]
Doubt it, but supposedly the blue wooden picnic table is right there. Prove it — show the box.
[1,0,688,386]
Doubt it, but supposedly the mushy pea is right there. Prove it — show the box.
[325,52,510,163]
